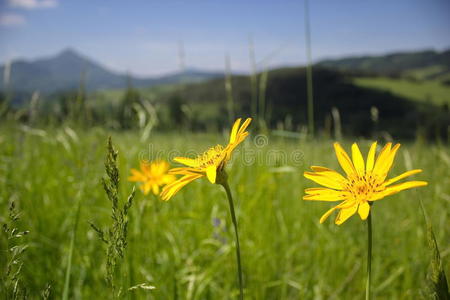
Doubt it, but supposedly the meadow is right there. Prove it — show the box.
[353,77,450,106]
[1,122,448,299]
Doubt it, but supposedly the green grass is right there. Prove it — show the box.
[353,77,450,105]
[403,65,448,81]
[0,124,449,299]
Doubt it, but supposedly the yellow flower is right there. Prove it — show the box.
[303,142,428,225]
[161,117,252,201]
[128,160,176,195]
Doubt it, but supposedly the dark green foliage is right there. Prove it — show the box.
[90,137,135,297]
[167,94,186,129]
[53,86,89,125]
[1,199,29,300]
[0,91,9,118]
[56,91,75,120]
[169,67,449,139]
[118,80,141,129]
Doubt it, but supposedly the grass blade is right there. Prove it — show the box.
[62,198,81,300]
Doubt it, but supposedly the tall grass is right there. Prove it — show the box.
[0,125,448,298]
[304,0,315,136]
[248,36,258,120]
[225,54,235,123]
[62,197,81,300]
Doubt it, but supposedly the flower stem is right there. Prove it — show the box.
[366,211,372,300]
[221,180,244,300]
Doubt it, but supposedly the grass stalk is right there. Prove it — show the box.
[225,54,235,123]
[419,198,450,299]
[62,198,81,300]
[304,0,314,136]
[258,69,269,130]
[248,36,258,119]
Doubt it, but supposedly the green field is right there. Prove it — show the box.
[1,123,448,299]
[353,77,450,105]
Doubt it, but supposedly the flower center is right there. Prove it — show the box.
[197,145,225,168]
[345,173,384,203]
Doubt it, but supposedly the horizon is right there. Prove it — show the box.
[0,0,449,76]
[2,46,449,79]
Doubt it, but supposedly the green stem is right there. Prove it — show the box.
[221,180,244,300]
[366,211,372,300]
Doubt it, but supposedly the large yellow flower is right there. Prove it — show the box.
[161,117,252,201]
[128,160,176,195]
[303,142,427,225]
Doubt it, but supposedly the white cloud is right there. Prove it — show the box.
[8,0,58,9]
[0,13,26,26]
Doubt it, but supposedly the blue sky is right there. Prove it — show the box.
[0,0,449,76]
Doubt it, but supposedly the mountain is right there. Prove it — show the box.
[316,49,450,79]
[0,49,222,94]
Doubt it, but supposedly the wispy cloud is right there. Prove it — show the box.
[8,0,58,9]
[0,13,26,26]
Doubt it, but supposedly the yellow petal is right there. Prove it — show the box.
[169,167,202,175]
[366,142,377,172]
[229,118,242,144]
[333,143,356,176]
[319,200,353,223]
[310,166,333,172]
[225,142,246,163]
[335,203,358,225]
[384,169,422,186]
[368,190,392,201]
[372,143,392,175]
[237,118,252,136]
[173,157,199,167]
[160,174,203,201]
[305,187,337,195]
[383,180,428,195]
[303,192,347,201]
[376,143,401,179]
[304,171,345,190]
[152,160,170,174]
[319,205,340,224]
[351,143,365,176]
[206,165,217,183]
[128,169,146,182]
[358,202,370,220]
[152,184,160,195]
[234,131,249,146]
[140,161,151,173]
[142,182,151,195]
[162,174,177,184]
[227,118,252,154]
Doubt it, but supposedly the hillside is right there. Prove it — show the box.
[158,67,449,139]
[0,49,222,94]
[317,49,450,106]
[317,49,450,79]
[353,77,450,105]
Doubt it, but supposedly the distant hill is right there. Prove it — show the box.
[0,49,222,94]
[317,49,450,79]
[160,66,449,139]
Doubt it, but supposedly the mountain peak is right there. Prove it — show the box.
[57,48,84,60]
